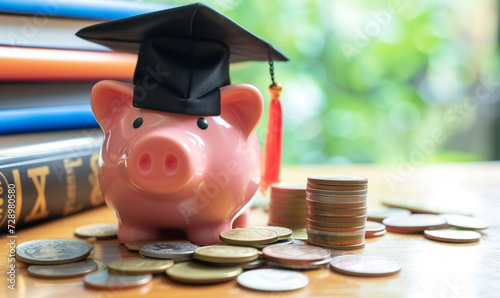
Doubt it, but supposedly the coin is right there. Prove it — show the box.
[423,229,481,243]
[124,239,191,251]
[88,258,108,271]
[306,199,367,209]
[329,255,402,277]
[306,219,365,228]
[75,223,118,240]
[440,214,489,230]
[271,182,307,192]
[307,229,365,244]
[241,258,267,270]
[84,270,152,289]
[307,175,368,185]
[368,230,386,238]
[367,207,411,222]
[254,226,292,240]
[108,257,174,274]
[309,241,365,251]
[306,193,367,203]
[307,189,368,196]
[365,221,386,237]
[291,228,308,241]
[237,269,309,291]
[194,245,259,264]
[250,237,294,250]
[139,242,199,260]
[306,213,367,223]
[268,257,331,270]
[219,228,279,245]
[383,214,447,233]
[262,244,331,264]
[28,259,97,278]
[307,237,364,246]
[166,261,242,284]
[16,239,92,265]
[306,207,367,217]
[307,183,368,191]
[306,223,365,233]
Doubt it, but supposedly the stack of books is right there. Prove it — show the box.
[0,0,171,231]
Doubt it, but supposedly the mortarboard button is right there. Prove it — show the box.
[77,3,288,116]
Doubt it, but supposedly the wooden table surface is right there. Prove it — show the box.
[1,162,499,297]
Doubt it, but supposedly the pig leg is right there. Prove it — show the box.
[185,222,232,245]
[117,223,162,244]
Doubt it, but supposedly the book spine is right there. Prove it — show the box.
[0,46,136,81]
[0,142,105,232]
[0,105,99,135]
[0,0,172,20]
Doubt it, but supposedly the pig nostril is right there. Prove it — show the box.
[164,154,178,174]
[139,153,152,173]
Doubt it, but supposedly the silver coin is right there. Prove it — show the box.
[28,259,97,278]
[75,223,118,239]
[292,239,306,245]
[84,270,152,290]
[139,241,200,259]
[237,269,309,291]
[250,237,294,249]
[329,255,402,277]
[88,258,108,271]
[16,239,92,265]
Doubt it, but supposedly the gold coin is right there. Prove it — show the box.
[194,245,259,264]
[108,257,174,274]
[219,228,279,245]
[166,261,242,284]
[254,226,293,240]
[75,223,118,240]
[124,239,191,251]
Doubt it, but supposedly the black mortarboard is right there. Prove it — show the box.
[76,3,288,116]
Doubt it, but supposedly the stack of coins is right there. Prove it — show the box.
[268,182,307,229]
[306,175,368,250]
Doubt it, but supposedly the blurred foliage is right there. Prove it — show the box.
[153,0,499,165]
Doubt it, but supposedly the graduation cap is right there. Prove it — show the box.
[76,3,288,116]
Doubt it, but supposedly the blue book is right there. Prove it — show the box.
[0,0,172,20]
[0,105,99,135]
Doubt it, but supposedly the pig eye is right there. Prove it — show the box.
[197,118,208,130]
[133,117,143,129]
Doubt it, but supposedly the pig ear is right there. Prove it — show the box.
[220,84,263,139]
[90,80,134,130]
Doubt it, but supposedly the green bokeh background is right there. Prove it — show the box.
[154,0,500,165]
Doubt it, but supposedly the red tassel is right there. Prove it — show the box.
[260,83,283,195]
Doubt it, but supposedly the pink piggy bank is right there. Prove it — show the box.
[90,80,263,245]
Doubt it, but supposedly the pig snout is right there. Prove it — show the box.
[126,134,202,194]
